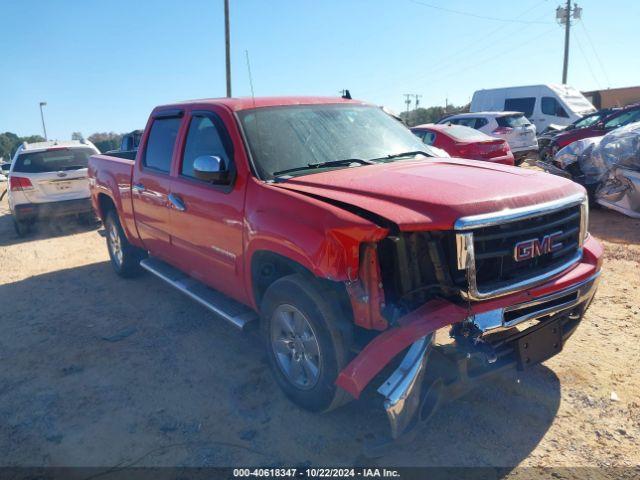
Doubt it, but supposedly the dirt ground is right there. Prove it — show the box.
[0,187,638,475]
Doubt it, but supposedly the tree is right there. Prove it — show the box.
[88,132,122,153]
[400,103,470,127]
[0,132,45,161]
[71,132,84,141]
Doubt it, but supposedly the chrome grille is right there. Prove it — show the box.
[455,194,587,300]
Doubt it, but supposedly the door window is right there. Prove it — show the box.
[181,115,232,179]
[504,97,536,118]
[541,97,569,118]
[143,117,182,173]
[455,118,478,128]
[604,109,640,129]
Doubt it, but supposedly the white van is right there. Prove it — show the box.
[470,84,596,132]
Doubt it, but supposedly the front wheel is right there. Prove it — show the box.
[105,210,145,278]
[261,274,353,412]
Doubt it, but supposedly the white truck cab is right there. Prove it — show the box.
[8,139,99,236]
[471,84,596,132]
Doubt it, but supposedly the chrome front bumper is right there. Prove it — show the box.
[376,271,600,441]
[376,334,433,439]
[471,272,600,334]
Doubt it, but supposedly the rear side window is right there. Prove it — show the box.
[414,130,436,145]
[504,97,536,118]
[181,115,231,179]
[541,97,569,117]
[143,117,182,172]
[496,114,530,128]
[13,147,95,173]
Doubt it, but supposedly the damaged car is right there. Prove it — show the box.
[540,122,640,218]
[88,96,603,446]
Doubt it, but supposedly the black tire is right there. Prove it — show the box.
[104,209,146,278]
[13,217,31,237]
[260,274,353,413]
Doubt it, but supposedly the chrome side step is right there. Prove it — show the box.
[140,257,257,330]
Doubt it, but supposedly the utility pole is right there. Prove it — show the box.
[39,102,48,141]
[413,94,422,110]
[224,0,232,97]
[403,94,412,117]
[557,1,582,84]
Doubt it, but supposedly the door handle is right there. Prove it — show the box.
[132,183,145,193]
[168,193,186,212]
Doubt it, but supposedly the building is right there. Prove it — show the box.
[582,86,640,109]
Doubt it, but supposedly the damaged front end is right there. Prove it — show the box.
[376,334,433,439]
[337,198,603,447]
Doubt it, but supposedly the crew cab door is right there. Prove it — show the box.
[167,109,246,302]
[131,110,183,258]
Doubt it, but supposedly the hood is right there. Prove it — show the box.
[275,158,583,231]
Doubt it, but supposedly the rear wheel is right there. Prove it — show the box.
[105,210,146,277]
[261,274,353,412]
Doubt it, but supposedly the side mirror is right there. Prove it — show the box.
[193,155,229,184]
[595,121,605,130]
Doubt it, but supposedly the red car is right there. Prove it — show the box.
[412,123,515,165]
[548,103,640,156]
[89,96,601,443]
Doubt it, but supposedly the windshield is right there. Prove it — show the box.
[573,113,603,129]
[13,147,95,173]
[562,95,596,114]
[238,104,431,179]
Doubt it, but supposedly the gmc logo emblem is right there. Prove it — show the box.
[514,231,564,262]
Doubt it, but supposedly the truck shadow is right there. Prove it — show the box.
[0,210,100,247]
[0,262,558,470]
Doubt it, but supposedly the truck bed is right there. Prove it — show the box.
[88,153,137,242]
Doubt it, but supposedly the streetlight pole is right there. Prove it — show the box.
[39,102,48,141]
[224,0,232,97]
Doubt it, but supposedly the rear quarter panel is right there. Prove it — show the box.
[88,154,141,247]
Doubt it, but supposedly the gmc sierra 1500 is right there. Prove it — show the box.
[88,96,603,444]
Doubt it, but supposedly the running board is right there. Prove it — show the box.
[140,257,257,330]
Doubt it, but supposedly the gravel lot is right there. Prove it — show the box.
[0,188,638,474]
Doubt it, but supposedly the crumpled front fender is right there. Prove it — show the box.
[335,299,468,398]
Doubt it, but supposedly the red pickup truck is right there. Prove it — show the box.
[89,96,603,445]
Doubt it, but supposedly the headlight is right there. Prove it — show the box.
[579,196,589,245]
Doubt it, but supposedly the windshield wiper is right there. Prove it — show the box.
[372,150,433,161]
[273,158,375,177]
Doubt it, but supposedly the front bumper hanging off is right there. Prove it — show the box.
[374,271,600,442]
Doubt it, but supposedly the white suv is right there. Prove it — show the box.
[438,111,538,164]
[8,140,99,236]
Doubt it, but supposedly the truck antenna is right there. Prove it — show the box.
[245,50,256,107]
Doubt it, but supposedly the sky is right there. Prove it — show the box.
[1,0,639,141]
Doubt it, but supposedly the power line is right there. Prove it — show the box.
[411,0,554,25]
[359,2,551,98]
[574,33,602,88]
[579,20,611,86]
